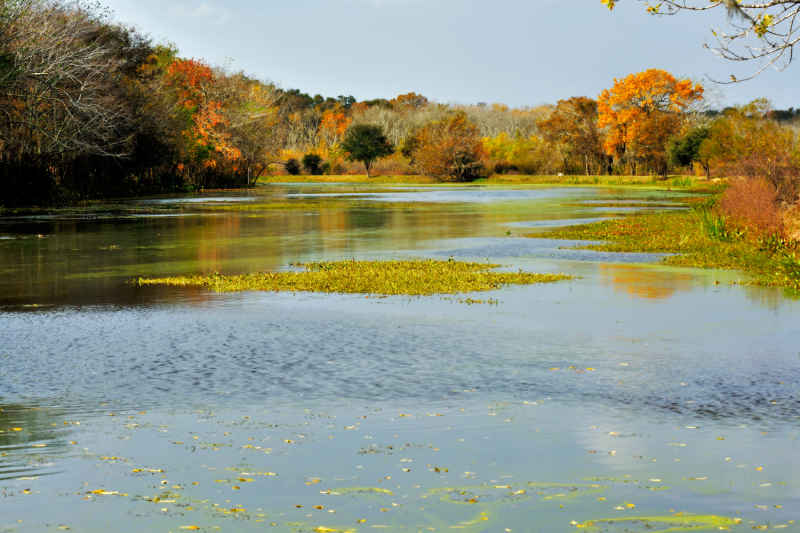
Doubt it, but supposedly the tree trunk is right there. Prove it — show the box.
[365,162,371,178]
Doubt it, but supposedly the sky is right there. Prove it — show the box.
[101,0,800,109]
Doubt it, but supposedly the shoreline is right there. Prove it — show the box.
[523,209,800,293]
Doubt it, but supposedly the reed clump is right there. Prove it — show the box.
[138,259,572,296]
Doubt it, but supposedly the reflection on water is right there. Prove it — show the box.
[1,184,799,531]
[598,263,695,300]
[0,185,666,307]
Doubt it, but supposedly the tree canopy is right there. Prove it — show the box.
[406,112,487,182]
[597,69,704,176]
[340,124,395,177]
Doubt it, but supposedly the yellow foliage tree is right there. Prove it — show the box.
[597,69,703,177]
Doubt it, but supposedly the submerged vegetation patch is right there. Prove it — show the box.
[137,259,572,296]
[523,211,800,290]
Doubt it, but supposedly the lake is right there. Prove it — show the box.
[1,184,798,533]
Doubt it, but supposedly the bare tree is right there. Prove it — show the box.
[214,69,282,184]
[0,0,130,160]
[604,1,800,82]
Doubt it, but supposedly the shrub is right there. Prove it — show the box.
[784,204,800,241]
[302,153,323,175]
[493,161,518,174]
[719,178,783,238]
[329,159,347,175]
[285,158,301,175]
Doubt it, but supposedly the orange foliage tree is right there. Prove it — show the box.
[390,93,429,110]
[319,107,352,147]
[407,112,486,182]
[538,97,607,175]
[165,58,240,166]
[597,69,703,177]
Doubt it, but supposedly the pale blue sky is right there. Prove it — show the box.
[103,0,800,108]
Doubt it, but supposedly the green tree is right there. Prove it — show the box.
[668,126,711,178]
[302,153,323,175]
[285,158,301,175]
[340,124,395,177]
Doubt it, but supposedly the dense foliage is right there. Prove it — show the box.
[340,124,394,178]
[2,0,800,206]
[0,0,280,206]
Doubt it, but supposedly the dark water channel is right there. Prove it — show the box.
[0,184,798,533]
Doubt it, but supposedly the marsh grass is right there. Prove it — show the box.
[488,175,714,189]
[523,212,800,290]
[562,196,708,209]
[561,202,689,208]
[699,208,735,241]
[260,174,719,190]
[670,176,696,187]
[138,259,573,296]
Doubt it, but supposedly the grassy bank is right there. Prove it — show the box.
[259,174,720,190]
[259,175,440,185]
[138,259,572,296]
[523,211,800,290]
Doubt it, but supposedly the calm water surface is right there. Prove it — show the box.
[1,184,798,533]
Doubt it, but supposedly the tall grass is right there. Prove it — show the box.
[670,176,695,187]
[699,208,732,241]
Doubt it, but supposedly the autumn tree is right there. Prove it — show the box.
[318,106,352,147]
[700,99,800,201]
[481,132,562,175]
[538,97,608,175]
[390,93,429,110]
[597,69,704,177]
[165,58,240,170]
[214,71,281,184]
[602,1,800,81]
[406,112,487,182]
[340,124,395,177]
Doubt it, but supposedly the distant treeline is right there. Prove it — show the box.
[1,0,799,206]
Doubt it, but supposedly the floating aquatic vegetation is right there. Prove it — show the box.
[561,202,689,208]
[137,260,572,296]
[583,514,739,532]
[523,211,800,290]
